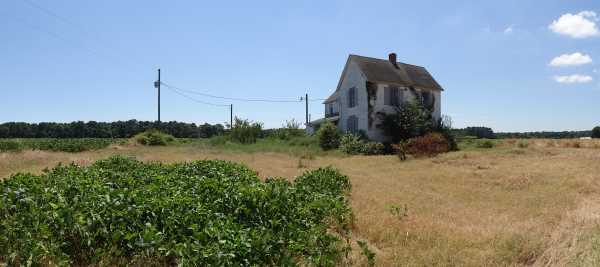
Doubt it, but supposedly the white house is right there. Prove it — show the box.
[308,53,444,142]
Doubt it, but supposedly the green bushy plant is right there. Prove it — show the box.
[317,121,340,150]
[0,140,23,152]
[339,134,364,155]
[270,119,304,140]
[133,129,175,146]
[477,139,495,148]
[361,141,385,155]
[228,117,263,144]
[0,156,353,266]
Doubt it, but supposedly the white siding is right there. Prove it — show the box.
[337,61,369,134]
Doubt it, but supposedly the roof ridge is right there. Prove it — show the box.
[349,54,425,69]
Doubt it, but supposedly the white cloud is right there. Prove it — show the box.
[549,11,599,38]
[549,52,593,67]
[554,74,594,83]
[504,25,514,34]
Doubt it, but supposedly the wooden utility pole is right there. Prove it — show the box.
[230,104,233,129]
[157,69,161,123]
[304,93,309,126]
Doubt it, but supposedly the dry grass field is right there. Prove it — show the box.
[2,138,600,266]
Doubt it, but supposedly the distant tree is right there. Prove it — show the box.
[593,126,600,139]
[464,127,496,139]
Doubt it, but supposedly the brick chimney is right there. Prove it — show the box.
[388,53,398,68]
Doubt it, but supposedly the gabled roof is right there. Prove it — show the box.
[325,54,443,103]
[350,54,443,91]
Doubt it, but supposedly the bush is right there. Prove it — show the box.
[593,127,600,139]
[477,140,495,148]
[229,117,263,144]
[133,129,175,146]
[406,133,450,157]
[339,134,364,155]
[517,140,529,148]
[270,119,304,140]
[392,142,408,161]
[362,142,385,155]
[0,140,23,152]
[0,156,353,266]
[317,121,340,150]
[376,100,433,143]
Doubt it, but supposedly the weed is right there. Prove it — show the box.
[357,240,376,267]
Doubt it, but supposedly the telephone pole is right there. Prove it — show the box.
[155,68,161,123]
[304,93,309,126]
[230,104,233,129]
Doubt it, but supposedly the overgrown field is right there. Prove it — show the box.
[1,138,600,266]
[0,156,352,266]
[0,138,117,153]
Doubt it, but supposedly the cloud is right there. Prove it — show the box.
[503,25,514,34]
[554,74,593,83]
[549,11,599,38]
[549,52,593,67]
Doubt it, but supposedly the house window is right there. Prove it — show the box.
[385,87,401,106]
[347,115,358,134]
[347,87,357,108]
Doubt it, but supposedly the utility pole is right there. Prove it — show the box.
[155,68,161,123]
[304,93,309,126]
[230,104,233,129]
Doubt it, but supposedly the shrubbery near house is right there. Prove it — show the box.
[0,156,353,266]
[228,117,263,144]
[406,132,450,157]
[317,121,340,150]
[339,134,385,155]
[133,129,176,146]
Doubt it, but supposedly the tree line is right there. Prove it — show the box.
[453,126,596,139]
[0,120,225,139]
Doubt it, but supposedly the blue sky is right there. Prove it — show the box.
[1,0,599,131]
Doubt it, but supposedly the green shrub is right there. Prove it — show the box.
[339,134,364,155]
[229,117,263,144]
[517,140,529,148]
[376,100,433,143]
[133,129,176,146]
[477,140,495,148]
[270,119,304,140]
[406,132,450,157]
[361,142,385,155]
[593,126,600,139]
[317,121,340,150]
[0,140,23,152]
[0,156,353,266]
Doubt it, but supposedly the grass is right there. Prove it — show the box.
[1,138,600,265]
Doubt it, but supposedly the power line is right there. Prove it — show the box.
[161,82,304,103]
[163,85,230,107]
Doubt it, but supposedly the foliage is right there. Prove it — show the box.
[339,134,364,155]
[0,138,114,152]
[0,156,353,266]
[517,140,529,148]
[376,100,433,143]
[132,130,176,146]
[457,127,496,139]
[317,121,341,150]
[406,133,450,157]
[339,134,385,155]
[0,120,225,139]
[228,117,263,144]
[0,140,23,152]
[496,130,592,139]
[593,127,600,139]
[269,119,305,140]
[357,241,376,267]
[432,115,458,151]
[477,139,495,148]
[391,141,408,161]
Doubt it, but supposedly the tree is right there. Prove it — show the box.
[593,126,600,139]
[376,100,433,143]
[316,121,340,150]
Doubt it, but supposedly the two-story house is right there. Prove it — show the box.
[308,53,444,142]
